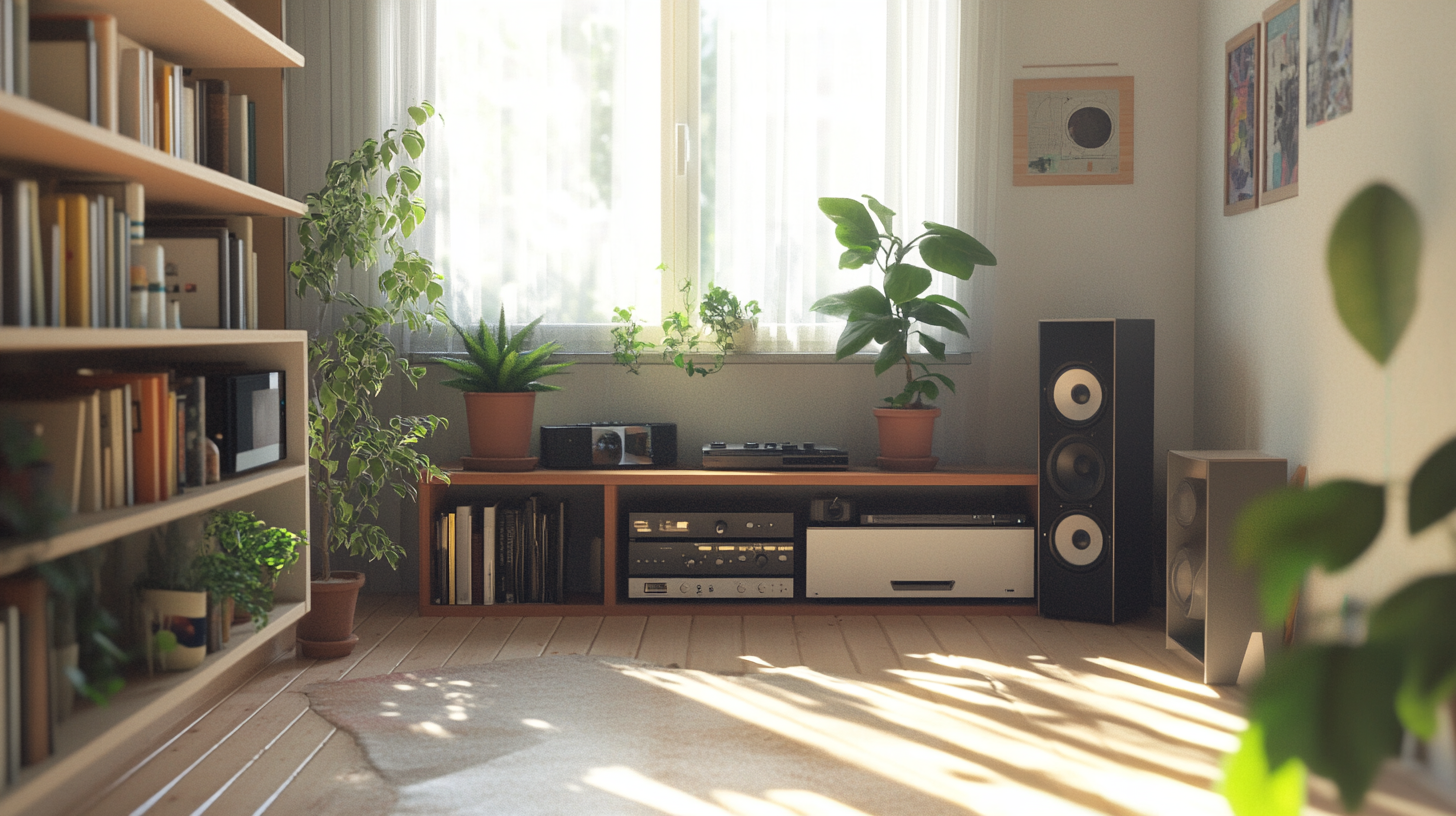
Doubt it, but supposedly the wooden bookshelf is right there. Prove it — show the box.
[418,467,1040,618]
[0,1,306,812]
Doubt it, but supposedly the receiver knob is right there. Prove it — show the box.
[755,554,768,568]
[715,520,727,534]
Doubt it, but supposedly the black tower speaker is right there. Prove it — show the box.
[1038,318,1155,623]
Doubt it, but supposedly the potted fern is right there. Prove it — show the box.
[435,308,573,469]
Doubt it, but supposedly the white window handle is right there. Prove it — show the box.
[676,123,690,176]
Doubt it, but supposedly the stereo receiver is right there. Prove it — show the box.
[627,512,795,600]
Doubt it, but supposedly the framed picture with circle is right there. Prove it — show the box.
[1012,76,1135,186]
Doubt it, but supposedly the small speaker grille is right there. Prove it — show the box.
[1047,437,1106,502]
[1050,512,1106,569]
[1048,365,1105,425]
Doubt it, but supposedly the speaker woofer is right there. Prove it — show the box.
[1046,436,1106,502]
[1168,543,1207,620]
[1047,364,1105,426]
[1173,478,1204,528]
[1050,511,1107,569]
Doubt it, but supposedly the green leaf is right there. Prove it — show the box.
[905,301,969,336]
[1327,183,1421,365]
[916,332,946,360]
[874,336,906,376]
[919,223,996,279]
[838,247,878,269]
[1408,435,1456,535]
[1251,644,1404,813]
[818,197,880,253]
[407,105,428,125]
[1221,723,1307,816]
[1367,574,1456,738]
[401,130,425,160]
[1232,480,1385,625]
[884,264,932,304]
[811,286,892,318]
[833,317,893,359]
[922,293,969,316]
[862,195,896,234]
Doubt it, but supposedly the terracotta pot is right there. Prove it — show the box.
[297,571,365,659]
[873,407,941,471]
[463,392,537,458]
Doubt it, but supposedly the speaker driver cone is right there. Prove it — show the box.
[1050,512,1106,569]
[1173,478,1204,527]
[1047,437,1106,502]
[1048,365,1105,425]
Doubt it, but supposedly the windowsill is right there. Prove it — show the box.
[413,352,977,366]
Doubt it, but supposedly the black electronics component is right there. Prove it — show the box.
[539,422,677,468]
[701,442,849,470]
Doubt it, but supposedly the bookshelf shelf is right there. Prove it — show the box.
[418,467,1040,618]
[31,0,304,68]
[0,464,307,579]
[0,94,303,217]
[1,601,305,816]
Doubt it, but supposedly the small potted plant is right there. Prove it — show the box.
[610,274,760,377]
[811,195,997,470]
[135,521,208,673]
[435,308,573,469]
[199,509,305,631]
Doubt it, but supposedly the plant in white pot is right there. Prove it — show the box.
[811,195,997,470]
[435,309,573,470]
[289,104,450,658]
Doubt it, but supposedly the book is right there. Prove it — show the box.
[0,613,7,790]
[3,605,17,784]
[48,192,88,327]
[59,371,165,504]
[180,81,196,163]
[478,503,497,605]
[446,510,456,604]
[28,16,96,125]
[177,375,205,488]
[454,504,472,605]
[247,99,256,185]
[198,78,229,174]
[0,398,83,513]
[0,574,49,767]
[0,179,31,327]
[11,0,26,99]
[228,94,249,183]
[117,41,146,142]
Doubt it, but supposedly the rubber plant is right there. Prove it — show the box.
[810,195,996,407]
[1223,183,1456,816]
[290,103,450,579]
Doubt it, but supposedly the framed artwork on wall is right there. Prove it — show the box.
[1012,76,1135,186]
[1263,0,1300,204]
[1225,24,1260,215]
[1307,0,1352,126]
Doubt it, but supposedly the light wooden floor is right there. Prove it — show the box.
[70,595,1456,816]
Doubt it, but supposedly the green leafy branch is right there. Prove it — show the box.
[290,103,451,578]
[610,273,759,378]
[1222,184,1456,816]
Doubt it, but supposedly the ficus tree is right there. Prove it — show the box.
[1224,183,1456,815]
[290,103,450,580]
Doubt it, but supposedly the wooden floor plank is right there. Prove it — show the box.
[587,616,647,658]
[442,616,521,667]
[836,615,901,677]
[791,615,857,677]
[877,615,959,678]
[542,616,603,656]
[921,614,1002,664]
[196,709,337,816]
[256,729,393,816]
[393,616,479,675]
[741,615,800,670]
[634,615,691,668]
[494,616,562,661]
[685,616,745,674]
[340,606,441,680]
[351,591,389,626]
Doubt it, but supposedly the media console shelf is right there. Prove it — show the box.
[417,467,1040,617]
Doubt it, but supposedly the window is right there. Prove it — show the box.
[377,1,980,355]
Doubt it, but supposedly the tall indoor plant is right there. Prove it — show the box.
[1223,184,1456,816]
[811,195,997,470]
[289,103,450,657]
[434,308,573,469]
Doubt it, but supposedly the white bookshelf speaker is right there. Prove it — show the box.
[1165,450,1286,684]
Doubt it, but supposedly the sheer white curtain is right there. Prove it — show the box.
[285,0,1000,356]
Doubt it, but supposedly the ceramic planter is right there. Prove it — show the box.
[463,391,537,458]
[141,588,209,672]
[297,571,365,659]
[873,407,941,471]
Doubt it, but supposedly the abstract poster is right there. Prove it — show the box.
[1263,0,1300,203]
[1225,25,1259,215]
[1012,76,1134,186]
[1307,0,1352,125]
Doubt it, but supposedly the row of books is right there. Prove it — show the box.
[1,371,217,532]
[0,177,258,328]
[9,7,258,181]
[0,571,73,786]
[432,496,567,606]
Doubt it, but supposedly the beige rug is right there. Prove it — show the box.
[302,653,1252,816]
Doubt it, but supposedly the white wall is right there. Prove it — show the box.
[1195,2,1456,630]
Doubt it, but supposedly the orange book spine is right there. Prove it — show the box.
[60,193,89,327]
